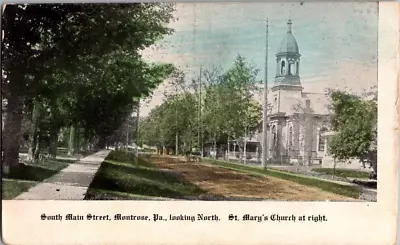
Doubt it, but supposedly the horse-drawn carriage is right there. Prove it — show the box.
[184,151,202,162]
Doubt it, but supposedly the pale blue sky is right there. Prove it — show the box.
[141,2,378,116]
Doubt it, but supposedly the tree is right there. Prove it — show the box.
[241,101,262,163]
[328,90,377,178]
[201,67,225,158]
[2,4,175,172]
[163,68,189,155]
[217,55,261,159]
[138,91,198,155]
[138,55,262,160]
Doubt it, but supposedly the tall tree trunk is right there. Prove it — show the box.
[27,134,37,162]
[243,128,247,164]
[68,126,76,155]
[87,139,91,151]
[75,127,80,154]
[27,101,41,161]
[96,136,106,150]
[239,144,243,163]
[175,132,179,156]
[3,96,24,174]
[333,158,337,178]
[213,133,217,159]
[48,126,59,159]
[33,136,40,163]
[114,140,118,150]
[244,143,247,164]
[183,141,187,155]
[226,136,230,161]
[370,152,377,179]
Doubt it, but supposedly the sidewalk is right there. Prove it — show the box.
[267,165,356,185]
[203,157,377,201]
[14,150,111,200]
[267,165,377,189]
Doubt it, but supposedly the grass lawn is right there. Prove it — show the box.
[312,168,370,179]
[2,179,38,200]
[2,158,76,199]
[202,158,361,198]
[85,151,206,200]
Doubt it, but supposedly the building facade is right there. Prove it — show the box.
[231,20,334,166]
[231,20,367,170]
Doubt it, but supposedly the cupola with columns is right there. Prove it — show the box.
[273,19,303,91]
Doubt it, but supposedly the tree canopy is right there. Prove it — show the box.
[2,3,176,169]
[328,90,377,176]
[138,55,262,156]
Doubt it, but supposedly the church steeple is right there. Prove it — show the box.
[273,19,302,90]
[287,19,292,33]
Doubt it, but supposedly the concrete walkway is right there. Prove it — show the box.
[14,150,111,200]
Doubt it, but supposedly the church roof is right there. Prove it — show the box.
[251,88,330,116]
[278,20,299,54]
[282,93,330,116]
[301,92,330,115]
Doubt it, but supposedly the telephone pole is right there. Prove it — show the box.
[262,18,269,170]
[198,66,203,156]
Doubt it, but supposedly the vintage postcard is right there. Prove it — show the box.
[1,1,398,245]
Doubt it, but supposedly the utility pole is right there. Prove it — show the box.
[262,18,269,170]
[198,66,203,157]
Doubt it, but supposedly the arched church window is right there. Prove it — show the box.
[318,127,327,151]
[288,60,294,76]
[280,61,286,75]
[289,127,293,147]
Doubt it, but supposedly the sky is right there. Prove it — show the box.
[140,2,378,117]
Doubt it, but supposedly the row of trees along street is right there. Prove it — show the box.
[138,53,378,175]
[1,4,177,174]
[1,4,378,177]
[138,55,263,162]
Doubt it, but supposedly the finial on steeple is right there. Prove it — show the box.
[287,19,292,33]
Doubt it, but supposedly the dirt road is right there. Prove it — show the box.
[148,156,355,201]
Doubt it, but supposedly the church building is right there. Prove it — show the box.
[242,20,332,166]
[227,20,366,170]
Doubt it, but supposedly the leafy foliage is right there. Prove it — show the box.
[328,90,377,175]
[2,4,176,168]
[139,91,198,152]
[2,4,175,98]
[139,55,262,154]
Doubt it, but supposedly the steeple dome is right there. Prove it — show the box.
[278,20,299,54]
[273,19,302,91]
